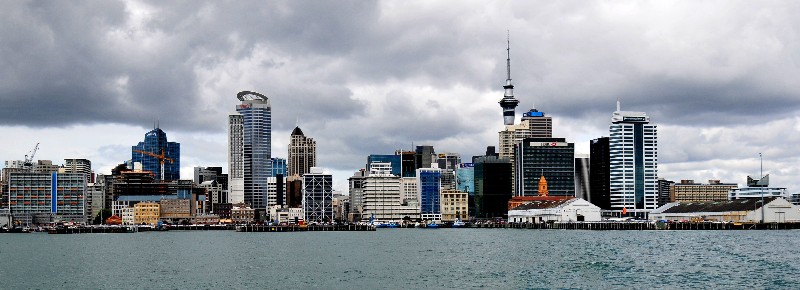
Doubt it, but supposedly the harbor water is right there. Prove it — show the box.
[1,229,798,289]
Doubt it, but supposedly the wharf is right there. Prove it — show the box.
[502,221,800,230]
[236,224,376,232]
[48,226,134,234]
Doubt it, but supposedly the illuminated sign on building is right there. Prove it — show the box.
[622,116,647,122]
[530,142,569,147]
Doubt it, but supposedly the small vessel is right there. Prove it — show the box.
[452,218,466,228]
[425,222,439,228]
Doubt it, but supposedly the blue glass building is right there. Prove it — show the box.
[417,168,441,215]
[456,163,475,195]
[132,127,180,181]
[271,157,287,177]
[366,155,401,176]
[237,91,272,209]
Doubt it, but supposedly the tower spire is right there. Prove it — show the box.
[499,30,520,125]
[506,30,511,81]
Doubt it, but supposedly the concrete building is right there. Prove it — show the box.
[508,198,602,223]
[498,109,554,161]
[650,197,800,223]
[120,207,134,225]
[441,189,468,222]
[231,203,255,224]
[361,166,420,222]
[671,179,737,202]
[159,199,192,221]
[132,127,180,181]
[288,126,316,177]
[62,159,92,182]
[514,138,575,197]
[229,91,272,208]
[302,167,333,223]
[269,206,303,224]
[347,169,367,221]
[728,175,793,204]
[134,202,160,225]
[267,176,287,208]
[8,172,87,224]
[609,101,658,215]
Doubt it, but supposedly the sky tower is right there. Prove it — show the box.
[499,34,520,125]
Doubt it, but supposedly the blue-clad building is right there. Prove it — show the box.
[132,127,180,181]
[417,168,441,219]
[366,155,401,176]
[271,158,287,177]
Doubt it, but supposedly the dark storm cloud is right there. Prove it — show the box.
[0,1,375,131]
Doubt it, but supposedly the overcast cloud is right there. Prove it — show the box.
[1,1,799,192]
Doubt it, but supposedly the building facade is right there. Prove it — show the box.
[417,168,442,220]
[609,102,658,213]
[302,167,333,223]
[589,137,611,209]
[229,91,272,208]
[514,138,575,197]
[671,179,737,202]
[132,128,180,181]
[441,189,468,222]
[473,156,513,219]
[133,202,160,225]
[288,127,316,177]
[8,172,87,224]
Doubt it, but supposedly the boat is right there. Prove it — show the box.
[452,218,466,228]
[425,222,439,228]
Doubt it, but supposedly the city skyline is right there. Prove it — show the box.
[1,2,800,193]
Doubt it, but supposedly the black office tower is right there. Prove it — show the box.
[589,137,611,209]
[474,156,513,219]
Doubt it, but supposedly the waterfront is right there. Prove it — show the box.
[1,229,798,289]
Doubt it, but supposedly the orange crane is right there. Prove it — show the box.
[133,149,174,181]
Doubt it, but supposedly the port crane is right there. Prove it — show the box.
[23,143,40,171]
[132,149,174,181]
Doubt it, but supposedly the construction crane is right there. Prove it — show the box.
[133,149,174,181]
[23,143,40,171]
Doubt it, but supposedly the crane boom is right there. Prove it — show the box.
[132,149,174,181]
[23,143,40,170]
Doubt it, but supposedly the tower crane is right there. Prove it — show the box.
[133,149,174,181]
[23,143,40,171]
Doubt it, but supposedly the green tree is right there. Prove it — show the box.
[93,209,113,225]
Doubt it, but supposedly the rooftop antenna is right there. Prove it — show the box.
[506,30,511,81]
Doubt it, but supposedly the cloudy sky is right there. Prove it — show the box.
[2,1,799,193]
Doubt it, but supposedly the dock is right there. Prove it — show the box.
[235,224,376,232]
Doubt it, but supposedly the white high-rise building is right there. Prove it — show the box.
[609,101,658,213]
[228,112,245,204]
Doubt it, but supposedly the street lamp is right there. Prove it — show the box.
[760,153,764,224]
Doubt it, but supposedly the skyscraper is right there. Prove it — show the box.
[609,101,658,214]
[228,91,271,208]
[473,154,513,219]
[288,126,316,177]
[499,36,519,125]
[514,138,575,197]
[589,137,610,209]
[132,127,180,181]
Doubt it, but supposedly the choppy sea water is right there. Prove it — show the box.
[1,229,798,289]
